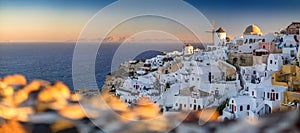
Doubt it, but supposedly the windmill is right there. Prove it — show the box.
[205,20,216,45]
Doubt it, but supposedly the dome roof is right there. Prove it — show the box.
[244,24,262,36]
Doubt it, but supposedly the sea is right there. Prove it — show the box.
[0,42,203,91]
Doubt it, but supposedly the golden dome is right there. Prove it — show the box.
[244,24,262,36]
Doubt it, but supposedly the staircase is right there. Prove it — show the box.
[254,102,265,115]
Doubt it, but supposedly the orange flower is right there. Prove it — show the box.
[58,104,86,120]
[2,74,26,86]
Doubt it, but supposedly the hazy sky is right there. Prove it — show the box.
[0,0,299,42]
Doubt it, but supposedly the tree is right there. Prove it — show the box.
[217,98,229,115]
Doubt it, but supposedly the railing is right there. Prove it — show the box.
[222,108,235,119]
[255,102,265,114]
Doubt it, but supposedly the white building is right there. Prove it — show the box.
[173,93,214,111]
[221,86,285,120]
[221,53,286,120]
[275,34,299,63]
[184,43,194,56]
[240,64,267,91]
[169,59,240,111]
[215,27,227,46]
[276,34,299,49]
[267,54,283,71]
[229,24,278,54]
[193,48,228,66]
[115,43,241,112]
[282,47,297,60]
[237,24,263,53]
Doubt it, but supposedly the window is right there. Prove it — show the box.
[249,39,253,43]
[241,58,246,64]
[247,105,250,110]
[194,100,196,103]
[249,46,252,49]
[276,93,279,100]
[291,50,295,57]
[265,72,267,77]
[270,60,273,64]
[267,92,270,98]
[176,103,178,106]
[252,91,254,96]
[240,106,243,111]
[233,58,238,65]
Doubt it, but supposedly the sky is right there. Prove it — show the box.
[0,0,299,43]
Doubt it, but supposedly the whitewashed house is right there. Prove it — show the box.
[240,64,267,91]
[193,48,228,66]
[183,43,194,56]
[229,25,278,54]
[267,54,283,71]
[215,27,227,46]
[275,34,299,63]
[221,53,286,120]
[221,86,285,120]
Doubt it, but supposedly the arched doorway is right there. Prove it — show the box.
[265,104,272,114]
[233,57,238,66]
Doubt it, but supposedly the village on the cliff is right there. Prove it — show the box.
[79,22,300,121]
